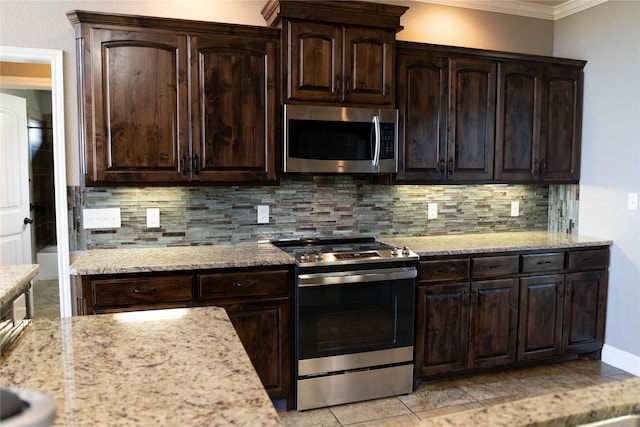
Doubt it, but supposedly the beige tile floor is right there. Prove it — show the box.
[29,280,636,427]
[277,360,636,426]
[32,279,60,318]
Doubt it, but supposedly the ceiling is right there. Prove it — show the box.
[418,0,607,20]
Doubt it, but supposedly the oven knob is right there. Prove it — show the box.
[300,253,309,262]
[314,251,324,261]
[391,247,399,256]
[402,246,411,256]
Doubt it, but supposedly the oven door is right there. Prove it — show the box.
[297,266,416,368]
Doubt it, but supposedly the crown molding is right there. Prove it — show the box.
[413,0,607,21]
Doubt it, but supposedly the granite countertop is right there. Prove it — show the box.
[0,306,282,426]
[382,231,613,256]
[70,242,295,275]
[426,376,640,427]
[0,264,39,306]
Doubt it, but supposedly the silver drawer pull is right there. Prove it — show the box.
[132,288,156,294]
[232,281,256,287]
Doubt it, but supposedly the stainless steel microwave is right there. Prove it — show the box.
[283,104,399,174]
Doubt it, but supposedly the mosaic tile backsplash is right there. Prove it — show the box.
[72,176,553,249]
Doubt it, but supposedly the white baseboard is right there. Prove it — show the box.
[601,344,640,376]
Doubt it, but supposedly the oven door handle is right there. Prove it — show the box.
[298,267,416,287]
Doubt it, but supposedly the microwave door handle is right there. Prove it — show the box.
[372,115,381,167]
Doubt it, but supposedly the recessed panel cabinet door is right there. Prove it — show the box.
[468,278,518,369]
[86,29,189,184]
[518,274,565,361]
[495,62,544,182]
[287,21,342,102]
[396,51,449,182]
[539,65,582,182]
[563,270,607,354]
[343,27,395,105]
[191,34,278,182]
[415,283,470,376]
[448,58,496,182]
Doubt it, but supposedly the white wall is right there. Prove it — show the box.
[554,0,640,374]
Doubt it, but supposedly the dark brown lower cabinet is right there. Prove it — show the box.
[563,270,608,355]
[469,279,519,369]
[416,283,469,376]
[415,278,518,377]
[518,274,565,361]
[415,246,609,381]
[218,298,291,400]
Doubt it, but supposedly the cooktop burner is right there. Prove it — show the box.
[272,237,418,267]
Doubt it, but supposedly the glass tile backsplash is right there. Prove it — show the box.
[70,176,553,249]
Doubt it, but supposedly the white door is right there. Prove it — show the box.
[0,92,32,265]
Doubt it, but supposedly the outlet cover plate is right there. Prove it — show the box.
[428,203,438,220]
[511,201,520,217]
[147,208,160,228]
[257,205,269,224]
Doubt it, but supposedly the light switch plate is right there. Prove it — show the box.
[257,205,269,224]
[428,203,438,219]
[628,193,638,211]
[83,208,121,229]
[147,208,160,228]
[511,201,520,217]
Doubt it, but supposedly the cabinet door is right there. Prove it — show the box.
[495,62,544,182]
[518,275,565,361]
[83,28,189,184]
[286,21,342,102]
[563,270,607,354]
[190,33,278,182]
[447,58,497,181]
[342,27,395,105]
[396,51,449,182]
[539,64,583,182]
[219,298,292,399]
[415,283,470,377]
[468,278,518,368]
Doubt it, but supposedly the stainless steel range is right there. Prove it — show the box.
[273,237,418,411]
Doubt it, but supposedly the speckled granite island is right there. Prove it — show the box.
[69,242,297,409]
[0,264,39,307]
[0,306,283,426]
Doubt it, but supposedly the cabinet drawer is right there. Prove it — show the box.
[92,276,193,307]
[521,253,565,273]
[471,255,519,278]
[419,259,470,282]
[567,249,609,270]
[198,270,289,299]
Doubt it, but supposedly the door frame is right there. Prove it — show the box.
[0,46,71,317]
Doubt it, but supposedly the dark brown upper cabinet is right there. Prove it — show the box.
[262,0,407,107]
[68,11,279,185]
[396,44,496,183]
[495,62,584,183]
[396,42,585,184]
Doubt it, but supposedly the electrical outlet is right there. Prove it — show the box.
[428,203,438,220]
[257,205,269,224]
[83,208,121,229]
[628,193,638,211]
[510,201,520,217]
[147,208,160,228]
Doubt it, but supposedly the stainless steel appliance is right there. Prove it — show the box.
[272,237,418,411]
[283,104,399,174]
